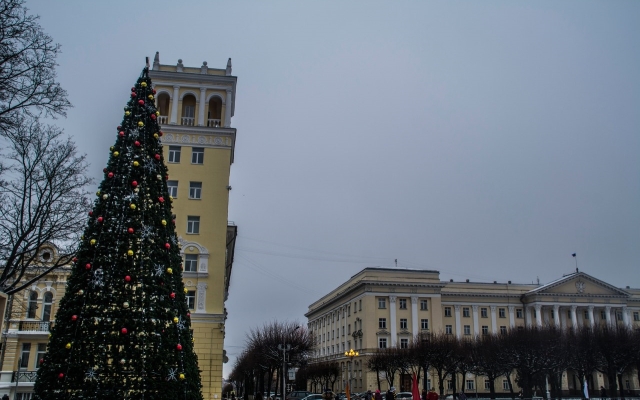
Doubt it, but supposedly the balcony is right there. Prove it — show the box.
[18,321,54,332]
[207,119,221,127]
[181,117,195,126]
[157,115,168,124]
[12,370,38,383]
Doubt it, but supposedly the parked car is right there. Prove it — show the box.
[396,393,413,399]
[287,392,312,400]
[300,395,323,400]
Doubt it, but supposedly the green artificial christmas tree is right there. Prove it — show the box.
[33,66,203,400]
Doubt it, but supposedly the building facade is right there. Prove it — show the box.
[0,54,238,400]
[306,268,640,396]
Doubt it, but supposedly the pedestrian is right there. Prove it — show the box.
[323,389,334,400]
[375,389,383,400]
[600,386,607,400]
[458,392,466,400]
[366,390,373,400]
[421,390,427,400]
[386,387,396,400]
[2,394,8,400]
[427,389,438,400]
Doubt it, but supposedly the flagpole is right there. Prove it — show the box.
[572,253,579,273]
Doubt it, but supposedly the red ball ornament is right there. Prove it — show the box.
[130,92,136,98]
[97,217,103,223]
[103,168,107,173]
[131,181,138,187]
[158,131,163,137]
[152,89,156,94]
[138,99,144,106]
[172,219,176,225]
[72,257,78,263]
[124,275,131,282]
[88,211,93,216]
[150,114,156,120]
[131,87,136,92]
[71,315,78,321]
[158,197,164,203]
[170,292,176,299]
[187,313,190,318]
[165,175,169,180]
[58,373,65,379]
[108,172,114,178]
[176,344,183,351]
[127,227,134,234]
[117,125,122,130]
[39,358,44,364]
[164,243,171,249]
[85,263,91,270]
[154,154,160,160]
[121,328,128,335]
[119,131,125,137]
[134,141,141,147]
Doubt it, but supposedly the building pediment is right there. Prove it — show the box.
[376,329,390,336]
[524,272,628,298]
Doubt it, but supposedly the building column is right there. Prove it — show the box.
[389,296,397,347]
[224,89,232,127]
[454,305,462,338]
[490,306,497,333]
[622,306,631,327]
[472,305,479,335]
[553,304,561,327]
[570,305,578,329]
[411,296,419,337]
[605,306,612,326]
[561,307,568,329]
[525,306,532,328]
[588,305,595,328]
[170,85,180,124]
[508,306,516,328]
[343,306,347,352]
[534,304,542,327]
[198,87,206,126]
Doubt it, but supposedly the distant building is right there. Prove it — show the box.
[306,268,640,395]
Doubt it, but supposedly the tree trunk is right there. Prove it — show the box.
[607,370,617,400]
[617,374,625,400]
[489,376,496,400]
[506,374,515,400]
[438,372,446,397]
[376,369,381,391]
[423,364,429,391]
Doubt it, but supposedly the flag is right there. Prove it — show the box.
[583,377,589,399]
[346,382,351,400]
[412,373,420,400]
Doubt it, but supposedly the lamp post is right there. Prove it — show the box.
[344,349,359,398]
[279,326,300,400]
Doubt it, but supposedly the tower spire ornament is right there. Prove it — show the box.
[33,66,203,400]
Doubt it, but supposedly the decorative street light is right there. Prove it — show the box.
[344,349,359,398]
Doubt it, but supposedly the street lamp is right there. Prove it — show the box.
[344,349,359,398]
[279,326,300,400]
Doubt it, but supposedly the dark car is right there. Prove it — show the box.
[287,392,312,400]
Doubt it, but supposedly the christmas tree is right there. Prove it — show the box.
[33,66,203,400]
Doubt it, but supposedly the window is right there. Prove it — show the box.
[16,394,33,400]
[616,311,623,321]
[463,307,470,318]
[484,380,491,390]
[500,326,507,334]
[482,326,489,335]
[359,299,362,311]
[400,319,407,329]
[187,216,200,234]
[634,311,639,321]
[342,326,345,336]
[168,146,181,163]
[516,309,523,318]
[481,307,488,318]
[348,306,351,316]
[503,380,510,391]
[550,309,555,319]
[186,290,196,309]
[420,299,428,310]
[42,292,53,322]
[601,310,607,320]
[184,254,198,272]
[378,338,387,349]
[167,180,178,198]
[378,298,386,309]
[20,343,31,369]
[399,298,407,309]
[567,310,572,319]
[499,308,506,318]
[35,343,46,369]
[192,147,204,164]
[378,318,386,329]
[400,338,409,349]
[447,380,453,390]
[444,307,452,317]
[533,309,537,318]
[463,325,471,335]
[348,324,351,334]
[189,182,202,199]
[421,319,429,330]
[27,291,38,319]
[184,105,195,118]
[466,380,475,390]
[445,325,452,335]
[427,379,432,390]
[584,310,589,319]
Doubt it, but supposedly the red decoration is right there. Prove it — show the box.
[117,125,122,130]
[138,99,144,106]
[103,168,107,173]
[187,313,190,318]
[121,328,128,335]
[119,131,125,137]
[158,197,165,203]
[131,87,136,91]
[152,89,156,94]
[85,263,91,270]
[170,292,176,299]
[58,373,64,379]
[72,257,78,263]
[134,141,141,147]
[71,315,78,321]
[165,175,169,180]
[130,92,136,98]
[88,211,93,216]
[176,344,183,351]
[172,219,176,225]
[39,358,44,364]
[158,131,163,136]
[97,217,103,223]
[128,227,134,234]
[108,172,114,178]
[164,243,171,249]
[150,114,156,120]
[154,154,160,160]
[125,275,131,282]
[132,181,138,187]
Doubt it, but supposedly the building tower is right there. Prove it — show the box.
[149,53,238,399]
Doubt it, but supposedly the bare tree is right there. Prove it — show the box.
[0,0,71,133]
[0,116,91,294]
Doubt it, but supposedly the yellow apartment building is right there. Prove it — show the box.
[306,268,640,396]
[0,54,238,400]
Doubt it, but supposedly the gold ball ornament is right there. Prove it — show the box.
[148,94,154,100]
[130,204,136,210]
[179,373,185,380]
[110,146,114,151]
[90,239,96,245]
[133,161,139,167]
[96,191,101,196]
[102,194,109,200]
[154,133,159,139]
[113,151,119,157]
[65,343,71,349]
[125,111,130,116]
[137,121,144,127]
[155,111,160,116]
[161,220,167,226]
[184,287,188,294]
[141,82,147,87]
[173,317,179,324]
[127,249,134,256]
[167,267,173,274]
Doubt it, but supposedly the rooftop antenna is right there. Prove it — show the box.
[572,253,579,273]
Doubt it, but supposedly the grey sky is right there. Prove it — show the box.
[26,0,640,375]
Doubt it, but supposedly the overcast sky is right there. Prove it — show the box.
[26,0,640,375]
